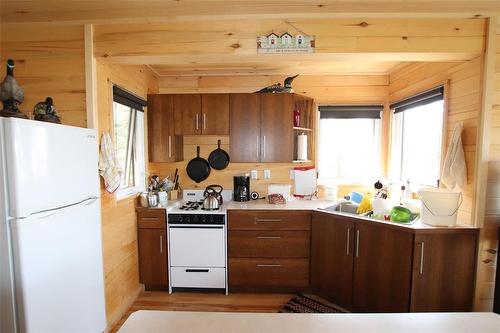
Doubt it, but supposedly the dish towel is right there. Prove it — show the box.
[98,132,122,193]
[441,122,467,190]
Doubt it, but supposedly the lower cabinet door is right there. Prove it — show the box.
[410,232,477,312]
[229,258,309,291]
[352,222,413,312]
[138,228,168,286]
[310,212,355,309]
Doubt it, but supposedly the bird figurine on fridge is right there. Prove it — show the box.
[255,74,299,93]
[0,59,27,119]
[33,97,61,124]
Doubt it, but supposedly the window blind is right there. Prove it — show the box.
[113,86,146,112]
[390,86,444,114]
[319,105,383,119]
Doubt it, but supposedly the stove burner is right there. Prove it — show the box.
[179,200,215,211]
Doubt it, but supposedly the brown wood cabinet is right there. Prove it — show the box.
[311,212,354,309]
[352,221,414,312]
[229,94,261,162]
[228,210,311,291]
[310,211,478,313]
[173,93,229,135]
[147,94,183,162]
[137,208,168,290]
[230,93,310,163]
[410,231,478,312]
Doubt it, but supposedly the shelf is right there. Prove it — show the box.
[293,127,313,131]
[293,160,312,163]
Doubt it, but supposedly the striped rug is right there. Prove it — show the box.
[279,293,347,313]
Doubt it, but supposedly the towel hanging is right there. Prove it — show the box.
[98,132,122,193]
[440,122,467,190]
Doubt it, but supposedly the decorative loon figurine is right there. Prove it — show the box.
[0,59,27,118]
[256,74,299,93]
[33,97,61,124]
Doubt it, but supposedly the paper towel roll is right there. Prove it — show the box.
[297,134,308,160]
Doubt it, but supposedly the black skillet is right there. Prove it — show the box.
[208,139,230,170]
[186,146,211,183]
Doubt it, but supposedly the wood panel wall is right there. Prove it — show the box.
[0,23,87,127]
[150,75,389,196]
[96,61,158,328]
[476,19,500,312]
[388,57,483,227]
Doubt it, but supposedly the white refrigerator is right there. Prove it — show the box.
[0,118,107,333]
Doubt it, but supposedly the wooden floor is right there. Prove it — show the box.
[110,291,293,332]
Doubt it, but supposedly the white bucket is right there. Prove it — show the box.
[418,188,463,227]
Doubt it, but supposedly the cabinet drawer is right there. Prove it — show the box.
[228,230,310,258]
[170,267,225,289]
[137,209,166,228]
[229,258,309,291]
[228,210,311,231]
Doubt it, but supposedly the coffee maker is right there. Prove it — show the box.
[233,175,250,202]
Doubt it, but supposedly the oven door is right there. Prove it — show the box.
[169,225,225,267]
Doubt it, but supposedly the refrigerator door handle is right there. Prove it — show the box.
[25,196,99,218]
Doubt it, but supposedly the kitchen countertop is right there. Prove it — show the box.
[139,198,477,231]
[118,310,500,333]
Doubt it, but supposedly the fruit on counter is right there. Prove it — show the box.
[390,206,412,223]
[356,196,373,214]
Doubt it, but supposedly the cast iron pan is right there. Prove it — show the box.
[208,139,230,170]
[186,146,211,183]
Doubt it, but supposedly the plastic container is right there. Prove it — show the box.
[418,188,463,227]
[324,186,338,201]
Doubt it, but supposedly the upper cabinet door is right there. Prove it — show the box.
[260,94,294,163]
[352,222,414,312]
[147,94,183,162]
[230,94,261,163]
[173,94,202,135]
[202,94,229,135]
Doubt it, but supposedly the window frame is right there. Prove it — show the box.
[112,85,147,201]
[389,86,448,189]
[317,105,383,185]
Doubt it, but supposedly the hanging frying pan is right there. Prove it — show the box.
[186,146,211,183]
[208,139,230,170]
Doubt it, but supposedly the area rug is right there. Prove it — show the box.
[279,293,347,313]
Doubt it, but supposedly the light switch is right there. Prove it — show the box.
[251,170,258,180]
[264,169,271,179]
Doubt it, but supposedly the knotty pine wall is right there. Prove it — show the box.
[0,23,87,127]
[477,22,500,312]
[149,75,389,196]
[388,57,483,227]
[96,61,158,328]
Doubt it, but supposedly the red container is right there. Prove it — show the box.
[293,109,300,127]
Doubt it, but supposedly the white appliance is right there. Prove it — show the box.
[167,190,228,293]
[0,118,106,333]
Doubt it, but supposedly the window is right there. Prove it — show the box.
[318,105,383,184]
[112,86,147,200]
[390,87,445,187]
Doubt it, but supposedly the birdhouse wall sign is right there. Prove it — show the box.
[257,32,315,54]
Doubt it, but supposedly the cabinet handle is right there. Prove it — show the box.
[256,135,260,159]
[256,264,281,268]
[195,114,199,130]
[142,217,159,221]
[203,113,206,130]
[256,218,282,223]
[419,241,425,275]
[256,236,281,239]
[486,248,498,254]
[346,228,350,256]
[263,135,267,158]
[355,229,360,258]
[160,235,163,253]
[168,135,172,158]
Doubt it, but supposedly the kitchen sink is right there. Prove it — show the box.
[322,202,360,215]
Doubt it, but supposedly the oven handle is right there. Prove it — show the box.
[185,269,210,273]
[169,225,224,229]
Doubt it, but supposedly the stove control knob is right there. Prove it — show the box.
[193,215,198,223]
[209,216,214,223]
[185,216,190,223]
[201,216,206,223]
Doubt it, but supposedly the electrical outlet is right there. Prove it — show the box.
[251,170,258,180]
[264,169,271,179]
